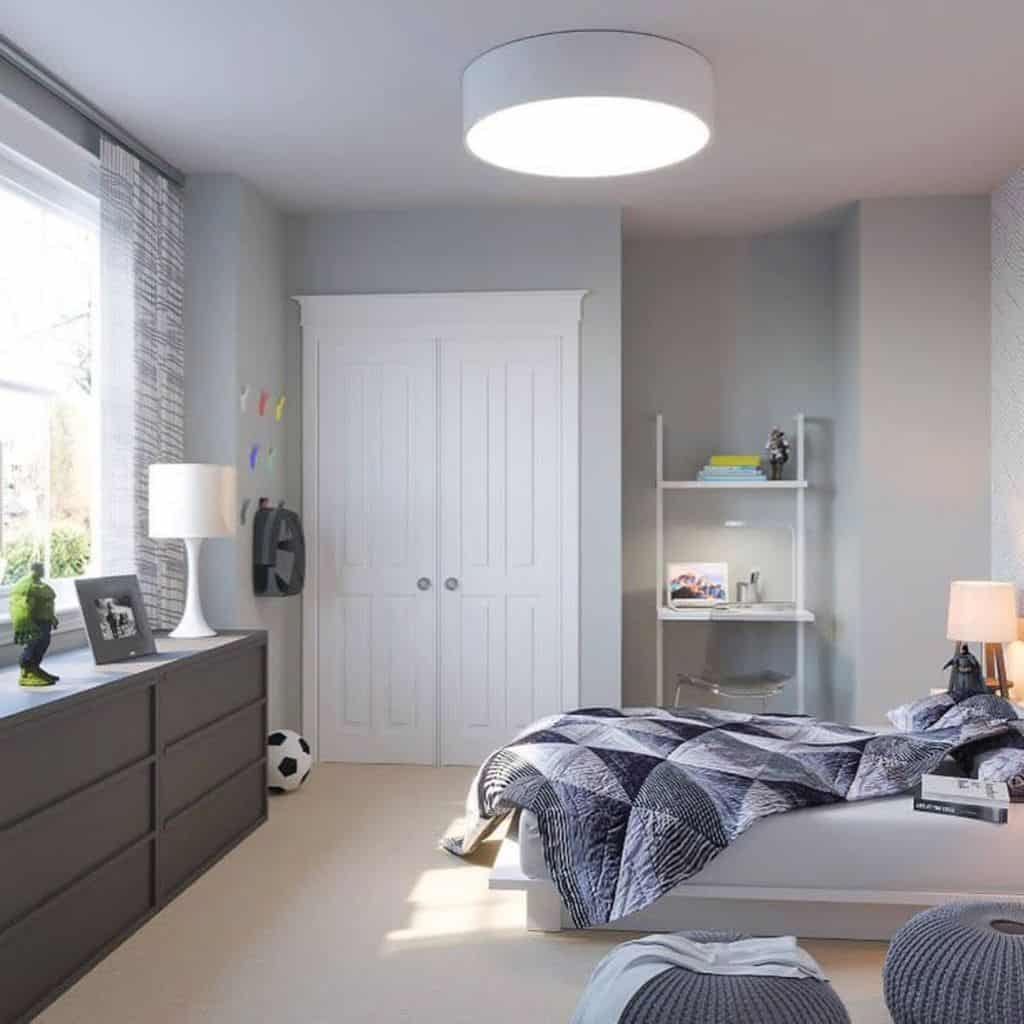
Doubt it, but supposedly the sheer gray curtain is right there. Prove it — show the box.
[99,136,186,629]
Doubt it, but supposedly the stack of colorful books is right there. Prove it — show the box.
[697,454,766,483]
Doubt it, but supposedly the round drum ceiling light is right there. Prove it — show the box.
[462,31,714,178]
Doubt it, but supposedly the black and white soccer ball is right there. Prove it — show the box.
[266,729,312,792]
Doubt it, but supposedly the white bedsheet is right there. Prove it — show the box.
[518,795,1024,896]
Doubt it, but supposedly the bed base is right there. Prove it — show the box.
[490,830,1015,941]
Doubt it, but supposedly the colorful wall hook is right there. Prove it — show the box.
[275,394,287,422]
[249,443,260,470]
[258,389,270,417]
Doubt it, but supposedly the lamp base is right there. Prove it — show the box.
[170,537,218,640]
[984,642,1011,700]
[169,619,217,640]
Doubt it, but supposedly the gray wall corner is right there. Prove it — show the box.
[183,174,301,730]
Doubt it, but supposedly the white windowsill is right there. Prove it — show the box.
[0,603,85,647]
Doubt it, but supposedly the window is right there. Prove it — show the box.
[0,147,100,616]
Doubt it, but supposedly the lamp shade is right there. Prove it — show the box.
[148,463,236,539]
[946,581,1018,642]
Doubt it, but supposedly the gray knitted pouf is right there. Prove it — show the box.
[616,933,851,1024]
[884,902,1024,1024]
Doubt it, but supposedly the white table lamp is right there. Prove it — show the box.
[149,463,236,638]
[946,580,1019,698]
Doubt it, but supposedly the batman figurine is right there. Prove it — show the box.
[10,562,59,687]
[944,644,986,701]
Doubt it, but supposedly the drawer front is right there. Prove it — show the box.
[0,686,152,828]
[0,843,152,1024]
[162,703,265,823]
[159,645,264,746]
[160,762,265,899]
[0,763,152,926]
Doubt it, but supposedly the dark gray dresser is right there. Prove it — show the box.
[0,630,268,1023]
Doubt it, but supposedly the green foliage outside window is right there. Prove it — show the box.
[1,525,91,586]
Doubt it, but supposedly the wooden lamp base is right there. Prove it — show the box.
[984,642,1011,699]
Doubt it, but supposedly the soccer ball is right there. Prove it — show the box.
[266,729,312,792]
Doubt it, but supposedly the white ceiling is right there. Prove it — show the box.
[6,1,1024,237]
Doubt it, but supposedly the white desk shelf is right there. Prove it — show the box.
[659,606,815,623]
[661,480,808,490]
[655,412,811,712]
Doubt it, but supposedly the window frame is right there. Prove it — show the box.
[0,114,101,643]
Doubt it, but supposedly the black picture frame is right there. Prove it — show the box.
[74,575,158,664]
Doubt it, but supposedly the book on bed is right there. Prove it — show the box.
[913,781,1009,825]
[920,774,1010,803]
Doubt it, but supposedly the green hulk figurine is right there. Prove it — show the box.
[10,562,59,687]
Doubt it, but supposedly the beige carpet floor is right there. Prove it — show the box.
[39,765,891,1023]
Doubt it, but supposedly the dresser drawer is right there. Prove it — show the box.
[0,686,152,828]
[159,645,264,746]
[0,843,152,1024]
[0,762,152,927]
[162,703,265,823]
[160,761,265,899]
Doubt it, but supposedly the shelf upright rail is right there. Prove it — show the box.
[794,413,806,714]
[655,413,666,706]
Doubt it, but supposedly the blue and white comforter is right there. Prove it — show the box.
[443,698,1021,927]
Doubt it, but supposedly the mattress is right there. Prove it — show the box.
[517,795,1024,897]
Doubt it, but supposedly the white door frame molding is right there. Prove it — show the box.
[296,291,586,761]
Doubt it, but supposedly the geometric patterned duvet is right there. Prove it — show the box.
[443,703,1016,927]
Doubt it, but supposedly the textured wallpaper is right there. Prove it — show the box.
[992,168,1024,597]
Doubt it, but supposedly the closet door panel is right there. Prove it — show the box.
[316,331,437,764]
[440,334,563,764]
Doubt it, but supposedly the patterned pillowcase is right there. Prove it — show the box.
[886,693,954,732]
[887,692,1024,733]
[973,747,1024,800]
[934,693,1022,731]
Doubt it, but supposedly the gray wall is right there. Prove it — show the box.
[184,175,301,730]
[992,169,1024,594]
[622,231,838,712]
[624,199,990,722]
[839,197,991,725]
[285,207,623,708]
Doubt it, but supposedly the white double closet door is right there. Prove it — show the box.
[301,293,582,765]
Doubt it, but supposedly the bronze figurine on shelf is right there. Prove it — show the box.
[944,644,986,700]
[10,562,60,687]
[765,427,791,481]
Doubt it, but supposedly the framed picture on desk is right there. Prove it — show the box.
[75,575,158,664]
[666,561,728,607]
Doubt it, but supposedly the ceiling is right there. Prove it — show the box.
[5,1,1024,237]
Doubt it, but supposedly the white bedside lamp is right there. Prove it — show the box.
[946,581,1019,698]
[149,463,236,638]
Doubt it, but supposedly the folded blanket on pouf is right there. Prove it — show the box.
[571,932,850,1024]
[444,698,1023,927]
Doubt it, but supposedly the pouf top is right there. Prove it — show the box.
[612,932,851,1024]
[885,902,1024,1024]
[949,903,1024,939]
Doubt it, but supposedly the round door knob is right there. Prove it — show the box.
[444,577,459,591]
[417,577,432,591]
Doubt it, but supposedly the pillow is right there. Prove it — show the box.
[886,693,954,732]
[887,691,1023,733]
[932,693,1021,731]
[973,747,1024,800]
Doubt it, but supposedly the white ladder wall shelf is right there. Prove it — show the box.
[655,413,812,713]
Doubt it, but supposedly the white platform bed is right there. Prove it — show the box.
[491,796,1024,940]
